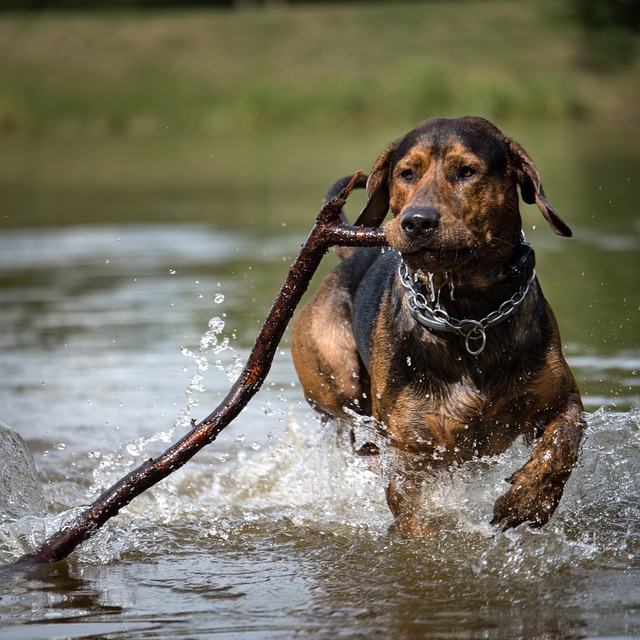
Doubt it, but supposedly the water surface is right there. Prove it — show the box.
[0,124,638,638]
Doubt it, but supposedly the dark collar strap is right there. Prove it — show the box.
[438,241,536,303]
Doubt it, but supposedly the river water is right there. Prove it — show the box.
[0,124,638,638]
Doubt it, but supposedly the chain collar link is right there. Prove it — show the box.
[398,261,535,356]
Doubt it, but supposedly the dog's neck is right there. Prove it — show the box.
[407,240,535,306]
[398,240,536,355]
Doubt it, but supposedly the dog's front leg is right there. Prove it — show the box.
[491,392,586,530]
[387,474,435,538]
[384,450,441,538]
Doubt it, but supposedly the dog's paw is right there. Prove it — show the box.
[490,466,569,531]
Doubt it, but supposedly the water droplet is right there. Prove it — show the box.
[208,317,225,333]
[169,269,176,275]
[214,293,225,304]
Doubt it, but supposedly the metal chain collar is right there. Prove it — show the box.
[398,261,535,356]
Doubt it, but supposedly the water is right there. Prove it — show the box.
[0,125,638,638]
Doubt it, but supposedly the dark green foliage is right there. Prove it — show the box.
[570,0,640,68]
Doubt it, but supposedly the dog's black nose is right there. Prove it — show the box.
[401,207,440,236]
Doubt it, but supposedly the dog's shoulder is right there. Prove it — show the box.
[334,246,390,295]
[346,248,400,370]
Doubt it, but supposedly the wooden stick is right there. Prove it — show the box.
[12,173,387,566]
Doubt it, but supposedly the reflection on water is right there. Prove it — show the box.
[0,125,638,637]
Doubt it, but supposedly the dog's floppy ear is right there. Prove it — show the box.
[507,138,572,237]
[353,140,398,228]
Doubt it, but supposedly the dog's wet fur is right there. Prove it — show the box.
[291,116,585,536]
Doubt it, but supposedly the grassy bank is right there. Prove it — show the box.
[0,1,638,137]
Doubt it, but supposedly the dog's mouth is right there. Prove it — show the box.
[383,218,476,264]
[397,244,476,271]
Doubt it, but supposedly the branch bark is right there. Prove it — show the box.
[12,173,387,566]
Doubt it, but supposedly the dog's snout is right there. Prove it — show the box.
[401,207,440,237]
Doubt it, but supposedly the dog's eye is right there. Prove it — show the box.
[458,166,477,179]
[400,169,414,182]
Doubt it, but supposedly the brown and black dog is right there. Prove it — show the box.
[291,116,586,536]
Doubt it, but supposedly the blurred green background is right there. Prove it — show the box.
[0,0,638,140]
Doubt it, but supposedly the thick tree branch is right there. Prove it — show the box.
[12,173,387,566]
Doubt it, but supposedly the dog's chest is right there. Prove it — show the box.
[368,310,536,460]
[370,362,527,458]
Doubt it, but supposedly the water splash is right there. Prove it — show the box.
[0,507,87,565]
[2,397,638,570]
[0,421,77,564]
[220,413,391,537]
[78,309,246,530]
[175,315,243,431]
[0,422,46,525]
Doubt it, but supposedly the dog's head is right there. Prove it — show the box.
[356,116,571,277]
